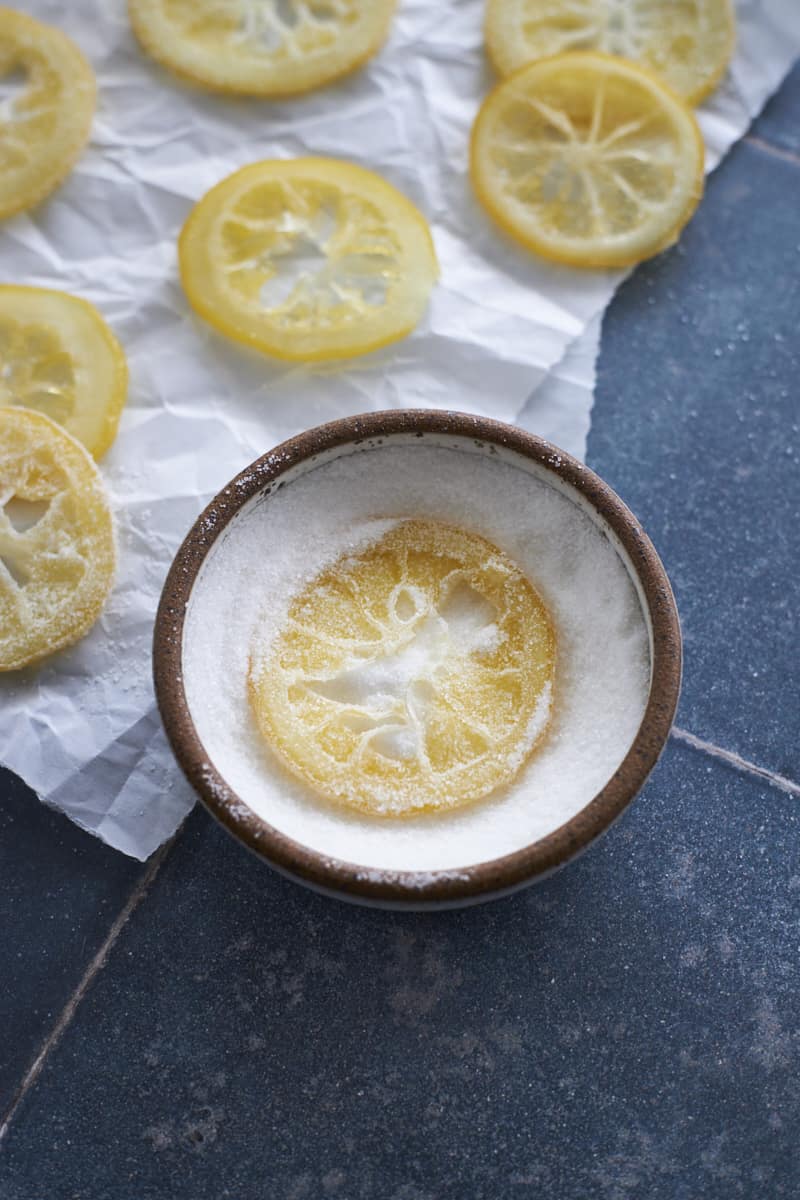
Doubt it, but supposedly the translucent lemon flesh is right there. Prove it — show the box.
[0,9,95,220]
[0,408,115,671]
[0,287,128,460]
[485,0,735,106]
[249,520,556,817]
[471,52,704,269]
[180,158,438,362]
[129,0,396,96]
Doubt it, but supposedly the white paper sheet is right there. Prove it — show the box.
[1,0,798,858]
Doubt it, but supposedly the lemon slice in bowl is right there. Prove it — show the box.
[249,519,556,817]
[180,158,439,362]
[128,0,396,96]
[0,287,128,460]
[0,9,95,220]
[0,408,115,672]
[471,52,704,269]
[485,0,735,106]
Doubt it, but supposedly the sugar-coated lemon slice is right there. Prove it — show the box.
[249,520,556,817]
[0,9,95,220]
[485,0,735,106]
[471,52,704,269]
[0,408,115,671]
[129,0,396,97]
[180,158,439,362]
[0,287,128,460]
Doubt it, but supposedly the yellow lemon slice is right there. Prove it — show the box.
[471,52,704,269]
[129,0,396,97]
[0,408,115,672]
[249,520,556,817]
[0,9,95,220]
[180,158,439,362]
[0,287,128,460]
[485,0,735,106]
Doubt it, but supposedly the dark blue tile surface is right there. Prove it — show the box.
[588,139,800,780]
[0,769,147,1119]
[1,742,798,1200]
[752,60,800,156]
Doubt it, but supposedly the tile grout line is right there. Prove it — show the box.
[671,726,800,798]
[0,837,176,1148]
[744,133,800,169]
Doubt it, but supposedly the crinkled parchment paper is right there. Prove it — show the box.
[1,0,798,857]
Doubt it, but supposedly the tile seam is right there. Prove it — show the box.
[671,726,800,797]
[744,133,800,169]
[0,836,176,1147]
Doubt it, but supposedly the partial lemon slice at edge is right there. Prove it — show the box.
[0,407,115,672]
[0,8,95,220]
[128,0,397,97]
[0,286,128,460]
[485,0,736,106]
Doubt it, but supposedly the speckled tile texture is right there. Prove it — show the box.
[0,769,145,1115]
[1,55,800,1200]
[1,743,798,1199]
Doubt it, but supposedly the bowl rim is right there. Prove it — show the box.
[153,410,681,906]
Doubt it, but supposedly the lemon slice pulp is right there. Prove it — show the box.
[249,520,556,817]
[485,0,735,106]
[180,158,438,362]
[0,287,128,460]
[129,0,396,96]
[471,52,704,269]
[0,9,95,220]
[0,408,115,672]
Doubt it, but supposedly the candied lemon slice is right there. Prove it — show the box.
[129,0,396,97]
[485,0,735,106]
[470,52,704,269]
[0,409,115,671]
[180,158,439,362]
[0,9,95,220]
[249,520,556,817]
[0,287,128,460]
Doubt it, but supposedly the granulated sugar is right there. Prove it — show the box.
[183,441,650,871]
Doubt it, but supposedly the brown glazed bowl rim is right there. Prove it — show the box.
[153,410,681,908]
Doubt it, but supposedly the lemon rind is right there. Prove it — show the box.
[470,52,705,270]
[179,157,439,363]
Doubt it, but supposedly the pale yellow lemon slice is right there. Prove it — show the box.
[0,9,95,220]
[0,287,128,460]
[249,519,556,817]
[485,0,735,106]
[180,158,439,362]
[471,52,704,269]
[0,408,115,671]
[129,0,396,97]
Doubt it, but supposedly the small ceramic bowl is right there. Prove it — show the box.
[154,411,681,908]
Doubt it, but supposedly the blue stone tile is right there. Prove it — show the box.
[752,60,800,157]
[0,769,147,1118]
[1,742,798,1199]
[588,139,800,780]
